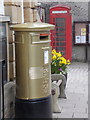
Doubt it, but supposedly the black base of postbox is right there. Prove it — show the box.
[15,95,52,119]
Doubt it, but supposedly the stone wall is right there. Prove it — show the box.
[59,2,88,21]
[2,0,39,119]
[72,46,86,62]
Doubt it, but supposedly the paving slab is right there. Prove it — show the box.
[73,113,88,118]
[53,62,88,118]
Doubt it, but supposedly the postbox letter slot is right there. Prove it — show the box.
[40,33,50,41]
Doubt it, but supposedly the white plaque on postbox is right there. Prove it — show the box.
[44,50,49,64]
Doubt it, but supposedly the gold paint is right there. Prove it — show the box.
[10,22,55,31]
[10,22,55,99]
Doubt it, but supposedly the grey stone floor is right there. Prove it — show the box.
[53,62,88,118]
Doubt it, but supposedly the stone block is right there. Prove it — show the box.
[4,81,16,118]
[17,2,22,7]
[17,6,22,24]
[24,8,33,22]
[4,1,18,6]
[33,9,37,22]
[23,1,36,8]
[52,80,62,113]
[4,5,18,24]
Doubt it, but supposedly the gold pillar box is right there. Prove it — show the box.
[10,22,55,100]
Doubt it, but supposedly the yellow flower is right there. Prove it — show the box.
[58,52,62,57]
[56,52,62,57]
[60,57,67,64]
[67,60,70,62]
[51,50,70,74]
[52,49,56,55]
[52,55,56,60]
[67,60,71,65]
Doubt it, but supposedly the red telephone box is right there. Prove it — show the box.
[50,5,72,60]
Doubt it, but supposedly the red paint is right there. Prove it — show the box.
[40,33,50,36]
[50,5,72,61]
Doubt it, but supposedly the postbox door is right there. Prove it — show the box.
[50,12,72,60]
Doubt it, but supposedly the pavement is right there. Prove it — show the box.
[53,62,88,118]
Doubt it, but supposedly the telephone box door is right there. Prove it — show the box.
[50,5,72,60]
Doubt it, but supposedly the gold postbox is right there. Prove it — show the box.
[10,22,55,100]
